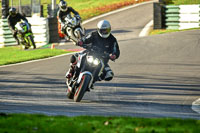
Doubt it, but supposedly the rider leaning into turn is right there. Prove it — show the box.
[57,0,81,40]
[7,7,29,45]
[66,20,120,83]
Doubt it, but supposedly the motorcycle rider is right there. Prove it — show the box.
[57,0,81,40]
[7,7,29,45]
[66,20,120,83]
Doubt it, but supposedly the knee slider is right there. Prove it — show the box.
[105,70,114,81]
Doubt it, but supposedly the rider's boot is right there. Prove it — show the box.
[61,27,70,41]
[16,39,20,45]
[14,36,20,45]
[90,84,94,89]
[65,65,75,79]
[66,54,78,81]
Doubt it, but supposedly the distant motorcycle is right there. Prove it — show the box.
[66,45,110,102]
[63,14,85,43]
[15,20,36,49]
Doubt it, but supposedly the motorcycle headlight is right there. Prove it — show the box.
[87,56,100,66]
[87,56,94,63]
[93,58,100,65]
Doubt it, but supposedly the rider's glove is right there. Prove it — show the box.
[110,54,116,61]
[76,15,81,20]
[77,40,83,47]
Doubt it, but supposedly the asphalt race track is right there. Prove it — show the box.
[0,1,200,119]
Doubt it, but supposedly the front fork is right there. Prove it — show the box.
[66,27,85,43]
[77,72,93,89]
[67,71,93,96]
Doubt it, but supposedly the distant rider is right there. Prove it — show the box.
[66,20,120,83]
[7,7,29,45]
[57,0,81,40]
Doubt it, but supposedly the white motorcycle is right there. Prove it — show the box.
[63,14,85,43]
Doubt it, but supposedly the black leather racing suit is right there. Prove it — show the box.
[7,13,28,44]
[83,31,120,59]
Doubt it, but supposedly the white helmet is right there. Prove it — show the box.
[59,1,68,12]
[97,20,111,38]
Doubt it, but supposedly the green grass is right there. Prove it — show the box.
[0,113,200,133]
[150,29,179,35]
[67,0,131,10]
[165,0,200,5]
[0,46,70,66]
[150,28,200,35]
[68,0,149,20]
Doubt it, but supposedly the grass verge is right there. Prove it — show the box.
[165,0,200,5]
[150,28,200,35]
[0,46,70,66]
[0,113,200,133]
[69,0,150,20]
[150,29,180,35]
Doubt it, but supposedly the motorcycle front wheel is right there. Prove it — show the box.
[27,35,36,49]
[74,74,91,102]
[75,29,84,40]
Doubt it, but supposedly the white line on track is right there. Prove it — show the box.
[192,98,200,114]
[0,0,154,68]
[139,20,153,37]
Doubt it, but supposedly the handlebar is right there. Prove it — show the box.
[86,46,110,59]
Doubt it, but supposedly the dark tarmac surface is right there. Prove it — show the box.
[0,1,200,119]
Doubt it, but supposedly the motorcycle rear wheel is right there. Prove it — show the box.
[74,74,91,102]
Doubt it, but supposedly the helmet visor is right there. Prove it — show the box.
[61,5,67,10]
[99,28,111,36]
[11,12,16,17]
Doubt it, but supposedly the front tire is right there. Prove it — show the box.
[27,35,36,49]
[75,29,84,40]
[74,74,91,102]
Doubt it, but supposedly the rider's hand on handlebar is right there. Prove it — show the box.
[77,40,83,47]
[110,54,116,61]
[76,15,81,20]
